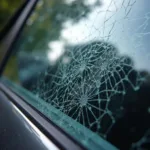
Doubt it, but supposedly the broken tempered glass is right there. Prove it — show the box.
[3,0,150,149]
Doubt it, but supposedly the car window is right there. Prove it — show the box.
[2,0,150,149]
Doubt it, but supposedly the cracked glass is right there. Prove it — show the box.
[2,0,150,149]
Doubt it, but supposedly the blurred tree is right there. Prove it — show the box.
[3,0,101,82]
[16,0,101,53]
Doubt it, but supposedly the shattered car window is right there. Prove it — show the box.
[3,0,150,149]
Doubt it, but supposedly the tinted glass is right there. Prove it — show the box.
[3,0,150,150]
